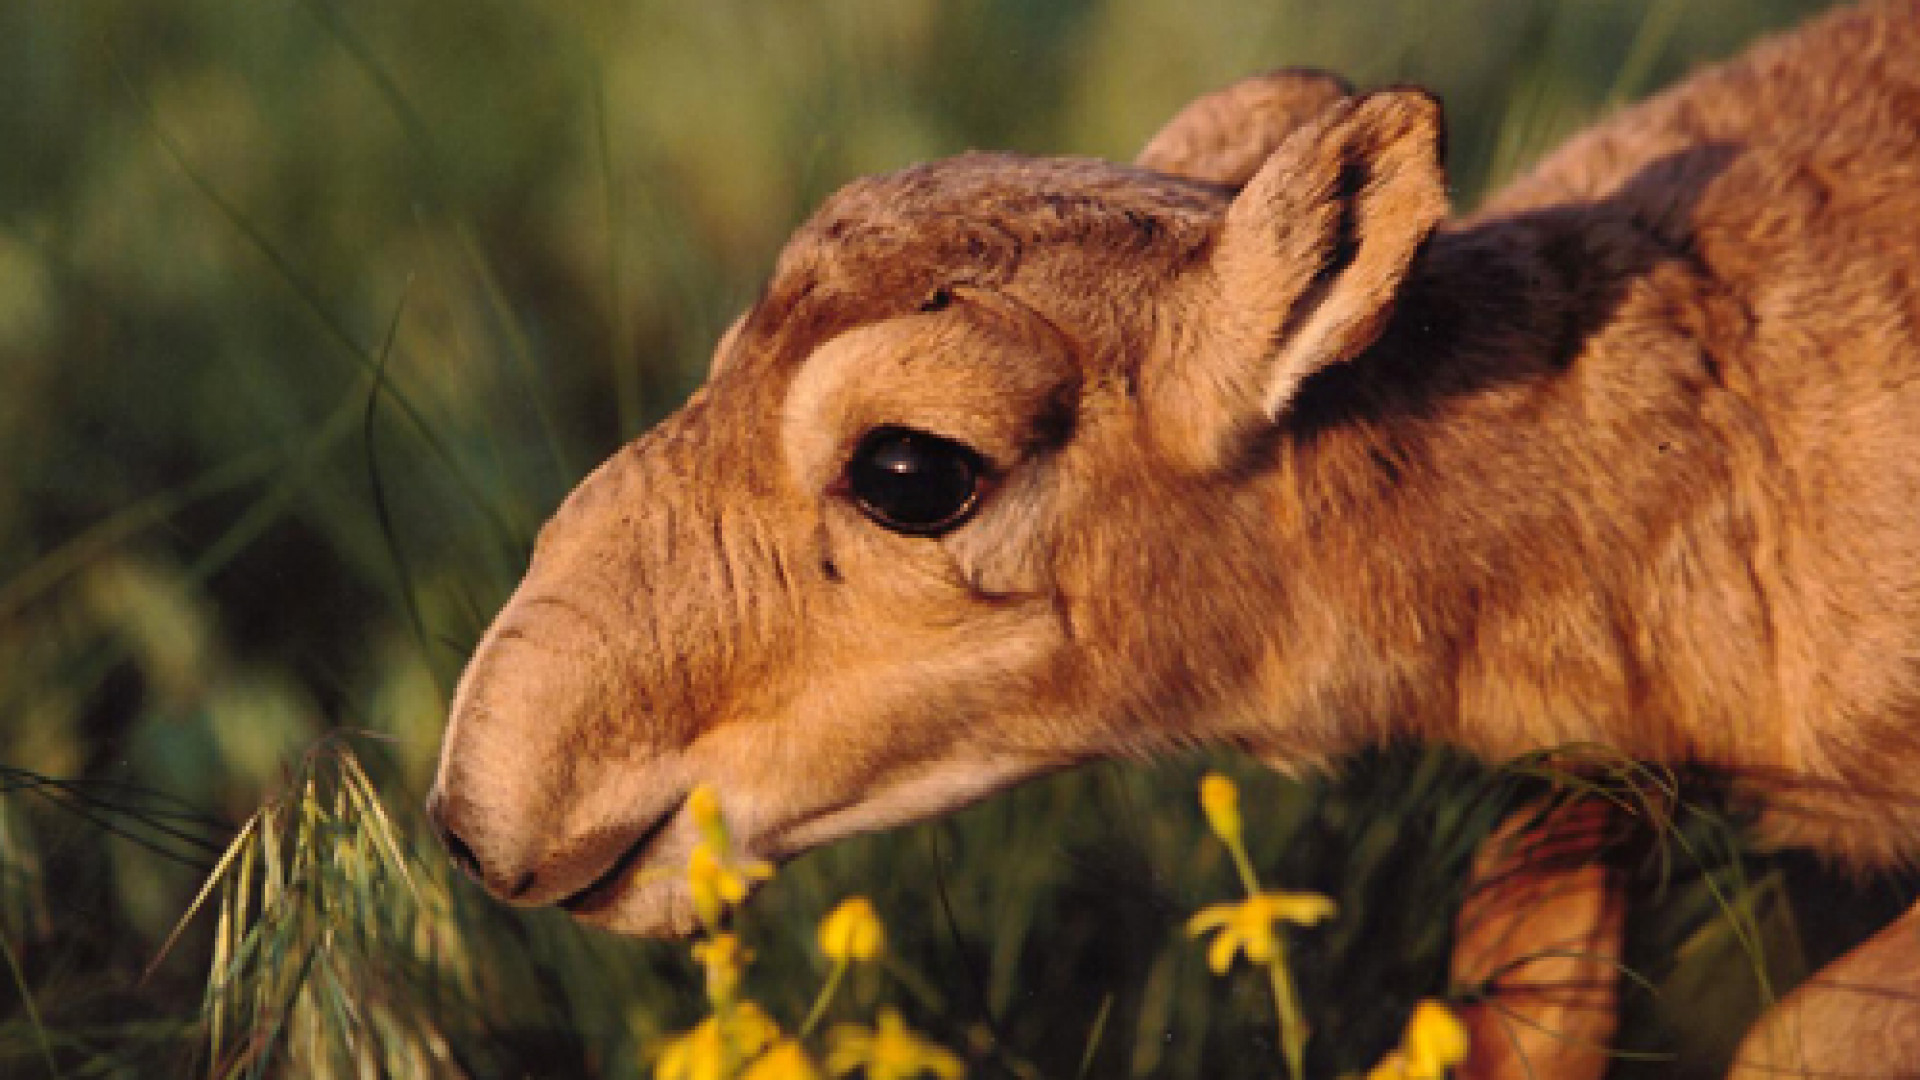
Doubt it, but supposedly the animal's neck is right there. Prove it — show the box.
[1238,208,1718,771]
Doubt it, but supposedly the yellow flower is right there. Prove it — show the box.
[693,933,753,1004]
[743,1038,826,1080]
[818,898,887,963]
[1186,891,1337,974]
[688,840,774,929]
[826,1007,965,1079]
[1199,772,1242,845]
[690,784,729,850]
[655,1002,779,1080]
[1400,1001,1468,1079]
[1364,1001,1469,1080]
[1365,1050,1411,1080]
[656,1019,727,1080]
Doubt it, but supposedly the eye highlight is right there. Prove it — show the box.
[845,426,987,536]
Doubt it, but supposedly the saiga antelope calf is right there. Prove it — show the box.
[431,1,1920,1075]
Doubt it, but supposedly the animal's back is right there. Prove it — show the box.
[1487,0,1920,218]
[1466,0,1920,860]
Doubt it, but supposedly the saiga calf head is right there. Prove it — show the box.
[429,73,1448,937]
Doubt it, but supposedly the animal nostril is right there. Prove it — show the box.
[434,816,487,887]
[431,807,542,898]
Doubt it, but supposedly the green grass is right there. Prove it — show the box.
[0,1,1869,1077]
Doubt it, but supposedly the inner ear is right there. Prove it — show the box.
[1135,69,1353,190]
[1226,89,1448,417]
[1148,89,1449,471]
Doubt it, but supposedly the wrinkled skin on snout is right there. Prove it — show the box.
[428,77,1448,937]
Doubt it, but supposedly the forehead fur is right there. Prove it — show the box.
[730,153,1228,374]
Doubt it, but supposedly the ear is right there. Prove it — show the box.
[1135,69,1353,189]
[1156,89,1448,468]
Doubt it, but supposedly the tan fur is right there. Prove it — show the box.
[433,2,1920,1072]
[1730,898,1920,1078]
[1449,801,1625,1080]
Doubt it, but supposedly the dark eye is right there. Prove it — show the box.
[846,426,986,536]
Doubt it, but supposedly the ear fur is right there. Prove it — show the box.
[1135,69,1353,189]
[1158,88,1448,469]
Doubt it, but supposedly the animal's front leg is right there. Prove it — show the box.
[1729,896,1920,1079]
[1451,799,1627,1080]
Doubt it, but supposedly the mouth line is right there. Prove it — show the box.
[558,792,687,914]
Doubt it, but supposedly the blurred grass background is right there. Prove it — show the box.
[0,0,1871,1076]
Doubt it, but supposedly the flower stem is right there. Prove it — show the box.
[1266,939,1310,1080]
[715,988,739,1076]
[1225,832,1310,1080]
[1225,837,1263,898]
[798,958,849,1040]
